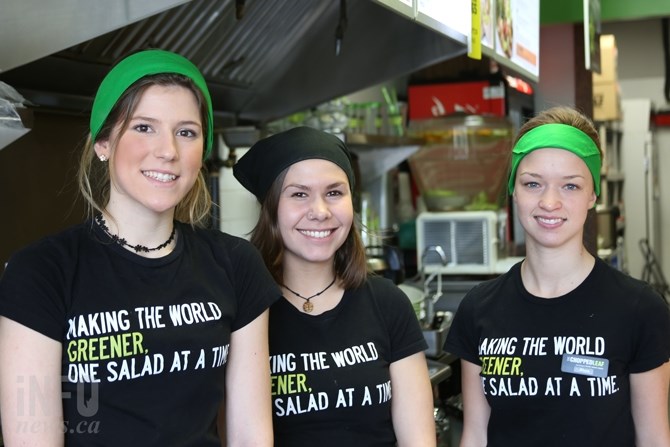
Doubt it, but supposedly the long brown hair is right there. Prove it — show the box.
[77,73,212,226]
[250,168,368,289]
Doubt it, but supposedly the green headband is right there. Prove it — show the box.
[508,123,601,196]
[89,49,214,158]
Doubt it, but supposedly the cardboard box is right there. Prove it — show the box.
[593,34,617,83]
[593,81,621,122]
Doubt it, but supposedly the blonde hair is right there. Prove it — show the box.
[77,73,212,226]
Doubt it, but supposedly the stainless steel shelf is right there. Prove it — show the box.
[345,133,426,147]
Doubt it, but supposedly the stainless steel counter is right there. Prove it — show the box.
[427,358,452,385]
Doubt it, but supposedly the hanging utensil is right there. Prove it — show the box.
[421,245,448,327]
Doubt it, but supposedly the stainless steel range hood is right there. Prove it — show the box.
[0,0,466,127]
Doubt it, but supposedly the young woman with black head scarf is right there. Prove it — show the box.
[234,126,436,446]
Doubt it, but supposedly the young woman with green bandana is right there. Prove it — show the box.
[0,49,279,446]
[444,106,670,446]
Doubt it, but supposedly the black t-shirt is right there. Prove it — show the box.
[445,258,670,447]
[0,221,280,446]
[269,276,427,447]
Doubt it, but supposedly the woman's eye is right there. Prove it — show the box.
[564,183,579,191]
[523,181,540,189]
[178,129,198,138]
[291,191,307,198]
[133,124,151,133]
[327,190,343,197]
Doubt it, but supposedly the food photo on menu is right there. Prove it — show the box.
[496,0,513,58]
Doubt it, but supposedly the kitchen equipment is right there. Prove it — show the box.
[596,205,619,249]
[397,282,425,320]
[409,114,521,276]
[408,114,513,212]
[398,276,453,358]
[367,245,405,284]
[416,210,521,275]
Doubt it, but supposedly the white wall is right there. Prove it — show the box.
[217,140,260,240]
[601,18,670,282]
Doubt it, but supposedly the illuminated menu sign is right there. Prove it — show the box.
[373,0,539,82]
[373,0,414,19]
[416,0,469,44]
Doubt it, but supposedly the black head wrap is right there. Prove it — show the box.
[233,126,355,202]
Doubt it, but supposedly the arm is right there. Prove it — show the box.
[217,400,227,447]
[224,309,273,447]
[0,317,64,447]
[631,361,670,447]
[459,359,489,447]
[390,351,436,447]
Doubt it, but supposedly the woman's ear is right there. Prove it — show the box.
[94,140,110,161]
[588,190,597,209]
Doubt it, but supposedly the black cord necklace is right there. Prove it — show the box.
[95,214,176,254]
[284,277,337,313]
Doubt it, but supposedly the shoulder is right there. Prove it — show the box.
[593,259,663,301]
[362,275,409,300]
[4,222,92,271]
[593,258,646,289]
[465,263,520,301]
[451,263,521,321]
[353,275,417,317]
[182,224,248,247]
[181,225,262,260]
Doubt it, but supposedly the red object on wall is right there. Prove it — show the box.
[652,111,670,127]
[407,81,506,120]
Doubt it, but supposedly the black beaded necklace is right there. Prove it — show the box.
[95,214,176,253]
[284,277,337,313]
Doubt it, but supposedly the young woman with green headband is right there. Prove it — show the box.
[0,49,279,446]
[445,106,670,446]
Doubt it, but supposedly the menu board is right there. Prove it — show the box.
[372,0,468,44]
[373,0,414,19]
[482,0,539,81]
[480,0,495,50]
[372,0,539,81]
[416,0,469,44]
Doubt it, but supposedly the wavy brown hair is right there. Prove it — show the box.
[250,168,368,289]
[77,73,212,226]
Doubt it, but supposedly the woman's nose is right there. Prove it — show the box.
[307,198,331,220]
[154,133,179,160]
[539,188,562,210]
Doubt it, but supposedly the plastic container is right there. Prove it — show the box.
[407,114,513,211]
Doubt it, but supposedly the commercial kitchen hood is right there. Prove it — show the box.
[0,0,467,128]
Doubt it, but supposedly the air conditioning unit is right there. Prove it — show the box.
[416,211,520,275]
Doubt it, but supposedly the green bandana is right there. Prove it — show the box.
[89,49,214,158]
[508,123,601,196]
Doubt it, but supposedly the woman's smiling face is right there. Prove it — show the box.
[95,84,203,217]
[513,148,597,249]
[277,158,353,269]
